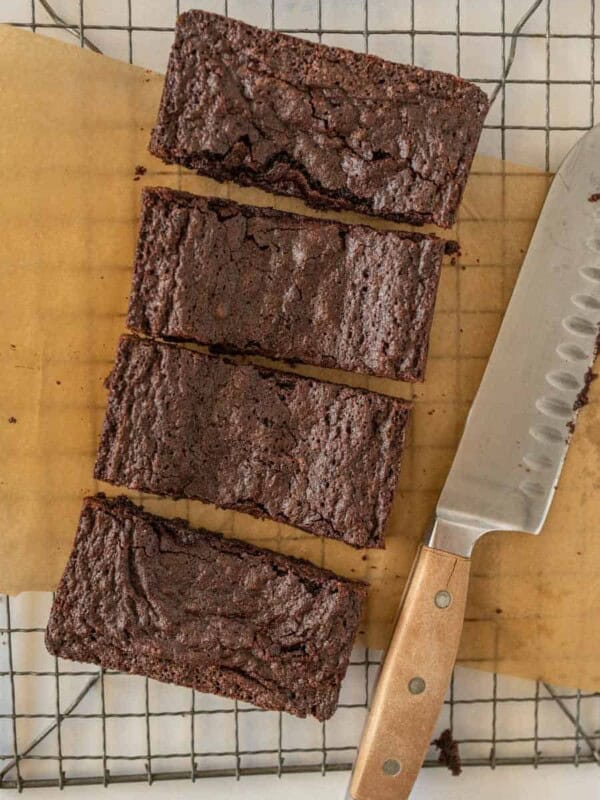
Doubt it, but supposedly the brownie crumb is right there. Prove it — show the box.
[588,192,600,203]
[9,344,16,350]
[566,420,576,436]
[134,165,147,176]
[361,555,368,561]
[495,607,503,614]
[56,380,61,385]
[427,409,436,416]
[434,729,462,776]
[573,369,598,412]
[444,241,461,256]
[7,416,17,424]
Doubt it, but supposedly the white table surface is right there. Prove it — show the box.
[1,765,600,799]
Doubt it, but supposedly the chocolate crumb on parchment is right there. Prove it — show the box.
[7,417,17,424]
[433,729,462,776]
[444,240,460,268]
[566,324,600,435]
[573,369,598,412]
[588,192,600,202]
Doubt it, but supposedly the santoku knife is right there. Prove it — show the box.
[347,124,600,799]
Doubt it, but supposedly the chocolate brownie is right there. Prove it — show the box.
[128,187,448,381]
[45,495,367,720]
[149,11,489,228]
[94,335,409,548]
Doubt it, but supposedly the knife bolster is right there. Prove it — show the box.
[425,515,489,557]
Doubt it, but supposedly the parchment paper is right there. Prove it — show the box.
[2,25,599,691]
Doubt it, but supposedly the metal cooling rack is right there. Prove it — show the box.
[2,0,600,791]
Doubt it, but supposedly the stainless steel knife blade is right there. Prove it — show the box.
[429,123,600,557]
[348,126,600,800]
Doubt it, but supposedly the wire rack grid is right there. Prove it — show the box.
[2,0,600,792]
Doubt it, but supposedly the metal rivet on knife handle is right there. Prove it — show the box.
[408,677,426,695]
[382,759,401,776]
[434,590,452,608]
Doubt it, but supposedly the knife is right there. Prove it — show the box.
[347,124,600,800]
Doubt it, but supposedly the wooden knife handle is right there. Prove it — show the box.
[349,545,471,800]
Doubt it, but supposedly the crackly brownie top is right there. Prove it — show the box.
[150,10,489,226]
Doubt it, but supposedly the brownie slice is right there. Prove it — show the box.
[128,187,449,381]
[45,495,367,720]
[149,10,489,228]
[94,335,409,548]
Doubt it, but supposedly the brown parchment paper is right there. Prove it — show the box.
[2,25,599,691]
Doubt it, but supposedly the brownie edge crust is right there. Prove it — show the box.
[45,494,367,720]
